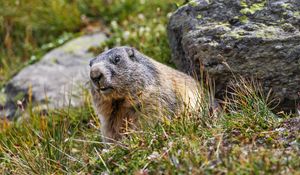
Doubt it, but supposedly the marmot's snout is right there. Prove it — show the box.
[90,66,103,84]
[90,65,113,94]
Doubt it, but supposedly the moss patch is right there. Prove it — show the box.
[239,15,249,24]
[240,1,266,15]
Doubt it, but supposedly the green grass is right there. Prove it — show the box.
[0,0,299,174]
[0,78,298,174]
[0,0,181,87]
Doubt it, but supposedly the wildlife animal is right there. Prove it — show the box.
[89,46,198,142]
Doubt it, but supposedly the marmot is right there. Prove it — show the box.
[89,46,198,142]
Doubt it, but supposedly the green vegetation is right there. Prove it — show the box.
[0,0,299,174]
[239,0,266,24]
[0,0,180,87]
[1,77,298,174]
[240,1,266,15]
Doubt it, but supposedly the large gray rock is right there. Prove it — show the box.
[168,0,300,111]
[2,33,107,118]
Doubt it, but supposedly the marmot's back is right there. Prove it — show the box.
[150,59,199,109]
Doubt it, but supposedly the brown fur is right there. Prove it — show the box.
[90,47,198,142]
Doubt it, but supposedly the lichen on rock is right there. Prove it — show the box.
[167,0,300,111]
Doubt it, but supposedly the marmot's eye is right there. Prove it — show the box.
[113,55,121,64]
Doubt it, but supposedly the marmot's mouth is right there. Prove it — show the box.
[100,86,113,94]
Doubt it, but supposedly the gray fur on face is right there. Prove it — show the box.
[90,46,159,97]
[90,46,199,142]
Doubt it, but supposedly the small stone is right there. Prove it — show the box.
[147,151,160,160]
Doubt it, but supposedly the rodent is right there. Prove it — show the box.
[89,46,198,142]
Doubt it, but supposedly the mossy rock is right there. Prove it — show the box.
[168,0,300,112]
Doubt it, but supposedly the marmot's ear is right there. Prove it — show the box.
[125,47,137,61]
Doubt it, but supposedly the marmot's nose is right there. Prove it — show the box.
[90,67,103,83]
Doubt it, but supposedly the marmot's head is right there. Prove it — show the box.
[89,46,159,99]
